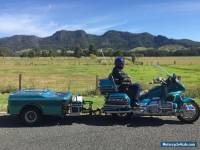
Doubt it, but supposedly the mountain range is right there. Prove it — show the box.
[0,30,200,51]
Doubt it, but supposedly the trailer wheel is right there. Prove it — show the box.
[20,107,42,126]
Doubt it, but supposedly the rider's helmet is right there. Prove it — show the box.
[115,56,125,69]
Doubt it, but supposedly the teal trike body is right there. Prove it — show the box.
[99,73,199,123]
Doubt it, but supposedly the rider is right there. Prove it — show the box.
[111,56,141,107]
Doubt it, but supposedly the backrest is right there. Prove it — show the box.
[99,76,118,95]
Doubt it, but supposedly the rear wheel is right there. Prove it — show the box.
[20,107,42,126]
[177,101,200,123]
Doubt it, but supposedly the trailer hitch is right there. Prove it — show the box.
[83,100,102,115]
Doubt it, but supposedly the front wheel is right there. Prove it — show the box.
[177,101,200,123]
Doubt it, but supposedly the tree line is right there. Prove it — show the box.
[1,45,200,57]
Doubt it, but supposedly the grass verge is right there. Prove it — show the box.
[0,93,8,112]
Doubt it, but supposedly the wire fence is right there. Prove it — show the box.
[0,74,99,96]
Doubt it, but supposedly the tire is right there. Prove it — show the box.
[20,107,42,126]
[177,101,200,123]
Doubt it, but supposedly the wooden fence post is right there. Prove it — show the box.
[19,74,22,90]
[96,75,99,94]
[68,80,71,91]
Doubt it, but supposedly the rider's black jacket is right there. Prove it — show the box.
[111,67,131,85]
[111,66,141,102]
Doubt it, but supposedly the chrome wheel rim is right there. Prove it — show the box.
[180,103,197,121]
[24,111,37,123]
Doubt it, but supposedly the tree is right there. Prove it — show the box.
[20,52,28,57]
[0,47,12,56]
[32,48,41,56]
[48,50,57,57]
[131,54,136,64]
[74,47,82,58]
[41,50,49,57]
[61,49,67,56]
[113,50,123,56]
[27,50,35,58]
[88,44,97,55]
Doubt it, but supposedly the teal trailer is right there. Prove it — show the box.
[8,89,73,125]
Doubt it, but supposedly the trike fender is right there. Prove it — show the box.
[181,97,193,103]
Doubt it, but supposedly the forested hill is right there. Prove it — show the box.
[0,30,200,51]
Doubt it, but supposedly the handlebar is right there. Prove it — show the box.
[150,73,179,85]
[150,77,167,85]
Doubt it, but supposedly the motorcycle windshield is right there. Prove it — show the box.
[167,79,185,93]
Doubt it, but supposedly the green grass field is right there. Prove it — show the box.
[0,93,8,111]
[0,56,200,111]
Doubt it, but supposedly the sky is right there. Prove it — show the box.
[0,0,200,41]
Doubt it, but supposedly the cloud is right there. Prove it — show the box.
[0,14,52,37]
[84,21,127,34]
[0,13,129,37]
[0,14,80,37]
[0,1,136,37]
[48,4,53,10]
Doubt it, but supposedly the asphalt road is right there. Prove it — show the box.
[0,114,199,150]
